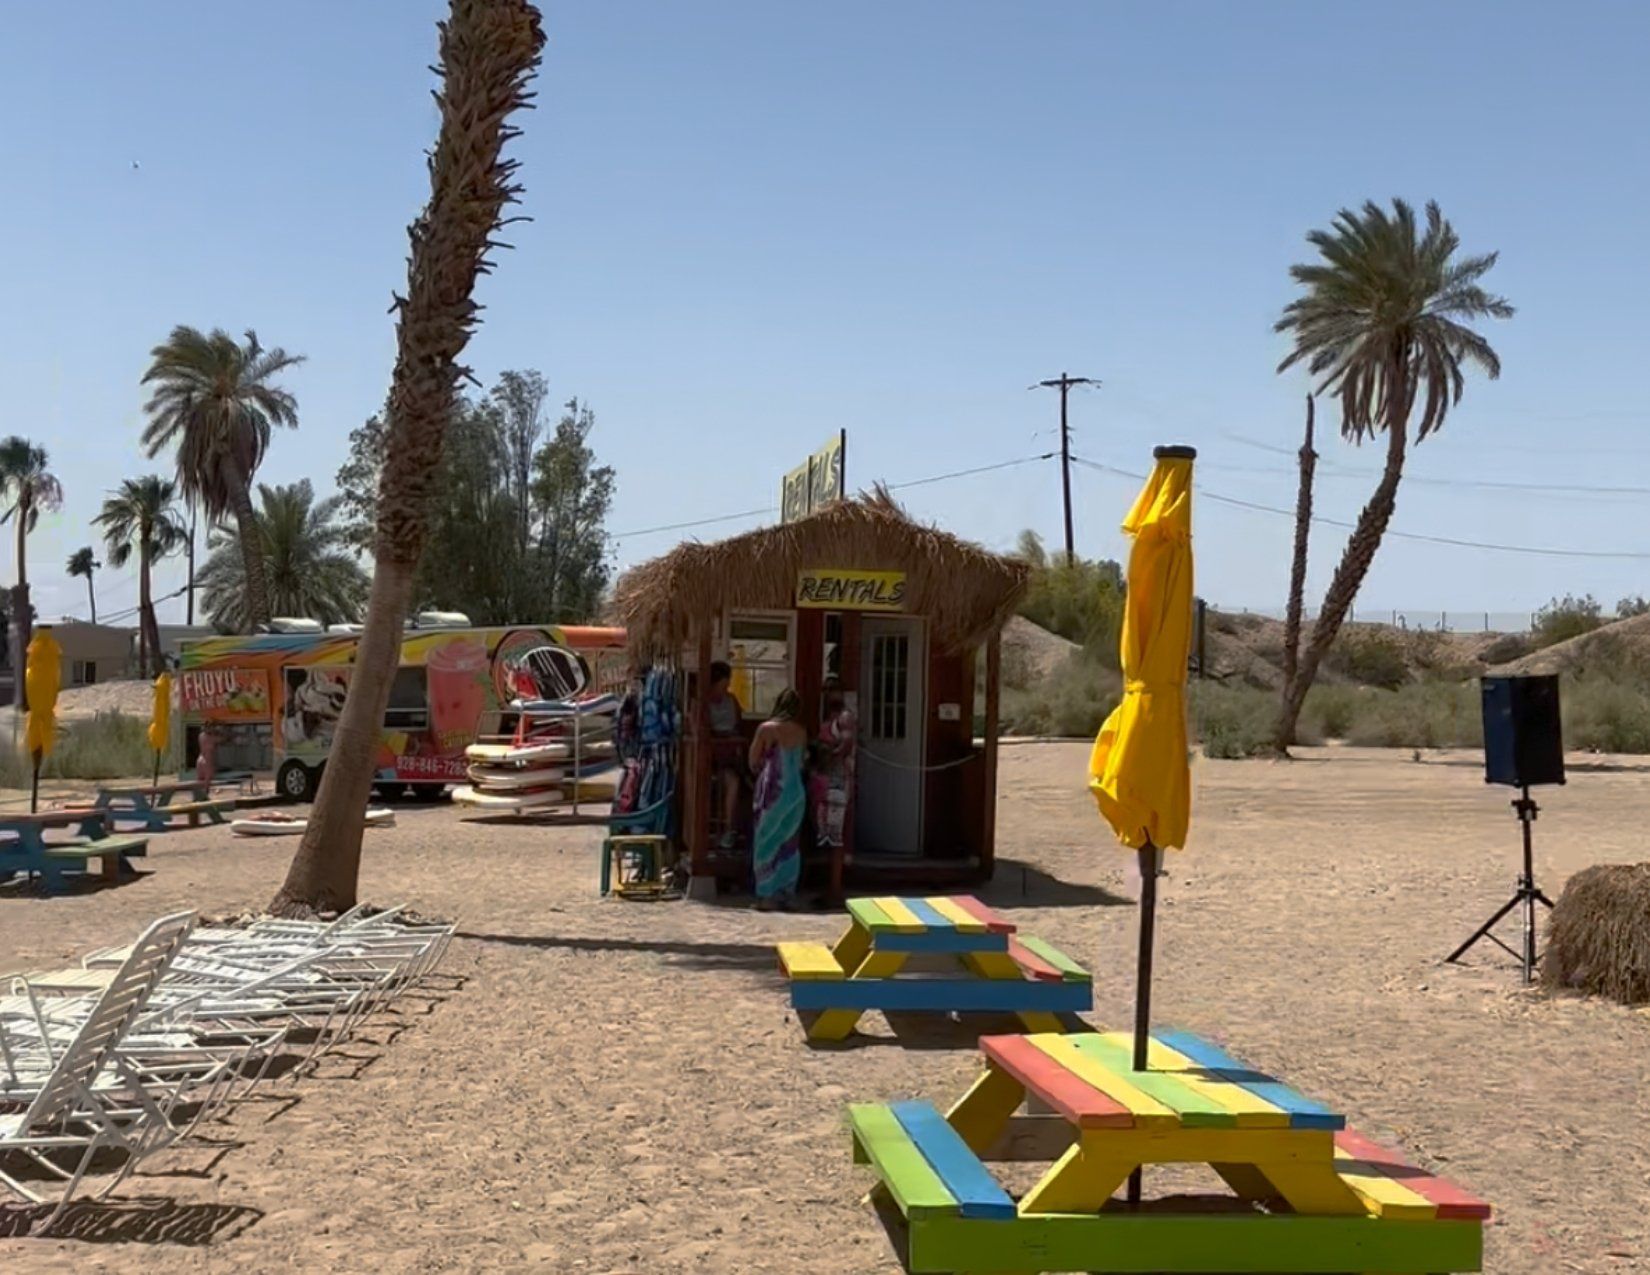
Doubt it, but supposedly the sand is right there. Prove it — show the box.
[2,743,1648,1272]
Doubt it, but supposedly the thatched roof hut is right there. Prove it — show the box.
[613,490,1029,658]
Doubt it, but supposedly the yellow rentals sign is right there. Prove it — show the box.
[796,568,906,611]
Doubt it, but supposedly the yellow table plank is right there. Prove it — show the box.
[1028,1034,1179,1130]
[1333,1144,1438,1219]
[870,896,926,932]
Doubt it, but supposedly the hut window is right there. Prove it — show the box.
[868,632,909,741]
[725,613,793,720]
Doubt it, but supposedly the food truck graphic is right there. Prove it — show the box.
[177,625,628,800]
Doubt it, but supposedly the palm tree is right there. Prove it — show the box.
[1273,199,1513,749]
[67,547,101,623]
[95,476,187,679]
[0,438,64,712]
[198,480,369,631]
[140,326,304,633]
[272,0,547,916]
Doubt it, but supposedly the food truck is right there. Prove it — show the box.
[177,623,628,800]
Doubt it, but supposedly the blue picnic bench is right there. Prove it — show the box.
[0,808,151,895]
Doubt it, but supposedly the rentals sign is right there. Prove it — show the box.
[796,568,907,611]
[780,431,846,523]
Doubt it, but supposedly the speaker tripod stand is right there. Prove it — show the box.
[1446,786,1554,985]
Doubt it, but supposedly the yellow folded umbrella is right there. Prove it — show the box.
[1086,445,1195,1207]
[1088,450,1194,850]
[24,628,61,761]
[149,671,172,754]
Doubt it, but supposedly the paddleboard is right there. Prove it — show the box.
[453,781,616,809]
[466,738,616,766]
[232,808,396,837]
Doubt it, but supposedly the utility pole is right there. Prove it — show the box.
[1032,372,1099,563]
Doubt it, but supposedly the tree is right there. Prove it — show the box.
[272,0,546,916]
[491,368,548,561]
[67,547,101,623]
[95,476,186,678]
[1280,394,1316,703]
[531,398,614,621]
[335,381,615,623]
[141,326,304,633]
[1273,200,1513,750]
[197,480,369,631]
[0,438,64,712]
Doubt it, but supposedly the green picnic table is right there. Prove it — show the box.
[93,780,232,831]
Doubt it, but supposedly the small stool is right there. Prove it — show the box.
[601,834,672,897]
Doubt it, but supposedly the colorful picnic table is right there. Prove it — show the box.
[848,1028,1491,1273]
[776,895,1092,1041]
[93,780,231,831]
[0,808,150,894]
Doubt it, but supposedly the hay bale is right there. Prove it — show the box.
[1541,863,1650,1004]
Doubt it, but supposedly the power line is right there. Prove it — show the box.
[1070,455,1650,561]
[609,452,1056,543]
[1220,432,1650,496]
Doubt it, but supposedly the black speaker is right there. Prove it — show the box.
[1481,675,1564,788]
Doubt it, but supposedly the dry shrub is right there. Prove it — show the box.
[1541,863,1650,1004]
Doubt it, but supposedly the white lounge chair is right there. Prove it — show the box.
[0,911,196,1232]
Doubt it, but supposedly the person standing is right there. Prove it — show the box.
[707,660,745,848]
[196,723,218,788]
[749,688,807,910]
[810,676,857,851]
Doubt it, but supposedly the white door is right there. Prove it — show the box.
[855,617,926,856]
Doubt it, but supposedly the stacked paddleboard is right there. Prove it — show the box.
[455,695,621,813]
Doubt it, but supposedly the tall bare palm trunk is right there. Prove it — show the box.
[1276,366,1410,750]
[139,546,164,678]
[1279,394,1316,717]
[271,0,546,917]
[13,498,30,714]
[228,467,271,632]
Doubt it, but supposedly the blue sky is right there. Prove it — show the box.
[3,1,1648,630]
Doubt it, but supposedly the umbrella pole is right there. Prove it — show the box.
[152,749,162,797]
[30,749,41,814]
[1127,838,1160,1207]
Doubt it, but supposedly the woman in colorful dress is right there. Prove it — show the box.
[810,676,856,852]
[748,688,807,910]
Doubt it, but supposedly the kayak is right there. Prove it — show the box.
[466,738,616,766]
[452,780,616,809]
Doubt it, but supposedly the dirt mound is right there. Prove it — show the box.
[55,680,154,723]
[999,615,1079,688]
[1199,611,1503,691]
[1492,611,1650,678]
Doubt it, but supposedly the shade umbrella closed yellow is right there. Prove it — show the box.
[24,627,62,812]
[149,671,172,792]
[1086,445,1194,1204]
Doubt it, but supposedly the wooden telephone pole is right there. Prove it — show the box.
[1032,373,1099,562]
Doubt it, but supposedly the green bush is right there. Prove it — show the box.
[1563,674,1650,753]
[2,712,178,787]
[1327,626,1409,689]
[1533,594,1603,649]
[1341,683,1482,750]
[996,655,1120,737]
[1190,683,1287,758]
[1302,684,1361,740]
[1014,532,1126,668]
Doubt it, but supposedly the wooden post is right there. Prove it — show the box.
[980,628,1002,878]
[690,623,713,882]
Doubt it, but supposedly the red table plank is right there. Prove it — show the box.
[1007,937,1064,982]
[980,1034,1133,1129]
[947,895,1016,934]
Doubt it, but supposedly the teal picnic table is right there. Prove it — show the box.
[0,808,151,894]
[94,779,230,831]
[776,895,1093,1041]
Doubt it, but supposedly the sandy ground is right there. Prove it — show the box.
[2,743,1648,1273]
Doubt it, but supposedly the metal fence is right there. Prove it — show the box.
[1219,606,1533,634]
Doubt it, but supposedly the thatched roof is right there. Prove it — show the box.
[613,490,1029,657]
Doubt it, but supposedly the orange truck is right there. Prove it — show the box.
[177,624,629,800]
